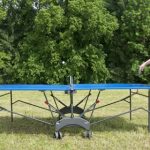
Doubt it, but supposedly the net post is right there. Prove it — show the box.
[69,76,74,118]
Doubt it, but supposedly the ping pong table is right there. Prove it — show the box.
[0,77,150,139]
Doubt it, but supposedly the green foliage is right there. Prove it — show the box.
[0,29,14,52]
[0,51,11,83]
[0,7,6,22]
[106,0,150,83]
[0,0,149,83]
[16,0,117,83]
[15,56,45,83]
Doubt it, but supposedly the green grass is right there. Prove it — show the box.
[0,90,150,150]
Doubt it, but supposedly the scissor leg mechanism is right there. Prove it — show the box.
[49,89,150,139]
[44,90,101,139]
[50,90,91,116]
[90,107,150,130]
[50,91,83,117]
[1,87,150,139]
[0,91,54,126]
[88,89,150,134]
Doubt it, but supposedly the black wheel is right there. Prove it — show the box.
[54,131,59,139]
[59,131,63,139]
[83,130,92,138]
[54,131,63,139]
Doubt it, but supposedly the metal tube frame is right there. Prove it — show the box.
[12,100,55,112]
[0,90,55,125]
[70,76,74,118]
[10,90,13,122]
[75,90,91,107]
[0,105,53,125]
[0,88,150,137]
[129,89,132,120]
[0,92,10,98]
[132,90,148,98]
[43,91,64,119]
[50,91,67,107]
[89,89,150,132]
[89,90,101,121]
[91,107,150,126]
[84,92,135,113]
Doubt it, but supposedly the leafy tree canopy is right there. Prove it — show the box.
[17,0,118,83]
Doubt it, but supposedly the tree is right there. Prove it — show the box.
[0,0,38,83]
[106,0,150,83]
[0,0,11,83]
[17,0,118,84]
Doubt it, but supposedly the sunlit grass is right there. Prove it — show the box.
[0,90,150,150]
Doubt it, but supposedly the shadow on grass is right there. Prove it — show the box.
[0,115,147,137]
[90,116,147,132]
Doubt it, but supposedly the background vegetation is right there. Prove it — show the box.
[0,0,150,84]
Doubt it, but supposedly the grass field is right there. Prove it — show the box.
[0,90,150,150]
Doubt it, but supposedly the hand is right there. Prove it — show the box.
[139,63,146,75]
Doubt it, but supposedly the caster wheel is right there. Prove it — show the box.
[54,131,63,139]
[83,130,92,138]
[59,131,63,139]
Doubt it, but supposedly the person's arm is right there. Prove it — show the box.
[139,59,150,74]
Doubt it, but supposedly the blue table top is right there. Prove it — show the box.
[0,83,150,91]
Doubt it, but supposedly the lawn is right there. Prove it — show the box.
[0,90,150,150]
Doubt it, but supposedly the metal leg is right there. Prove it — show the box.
[80,91,101,118]
[70,90,74,118]
[50,91,67,107]
[69,76,74,118]
[43,91,56,122]
[75,90,91,108]
[130,89,132,120]
[86,94,135,113]
[90,107,149,126]
[89,90,101,121]
[10,90,13,122]
[148,90,150,132]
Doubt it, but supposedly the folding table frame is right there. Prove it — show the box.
[0,79,150,139]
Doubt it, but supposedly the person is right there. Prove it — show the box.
[139,59,150,74]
